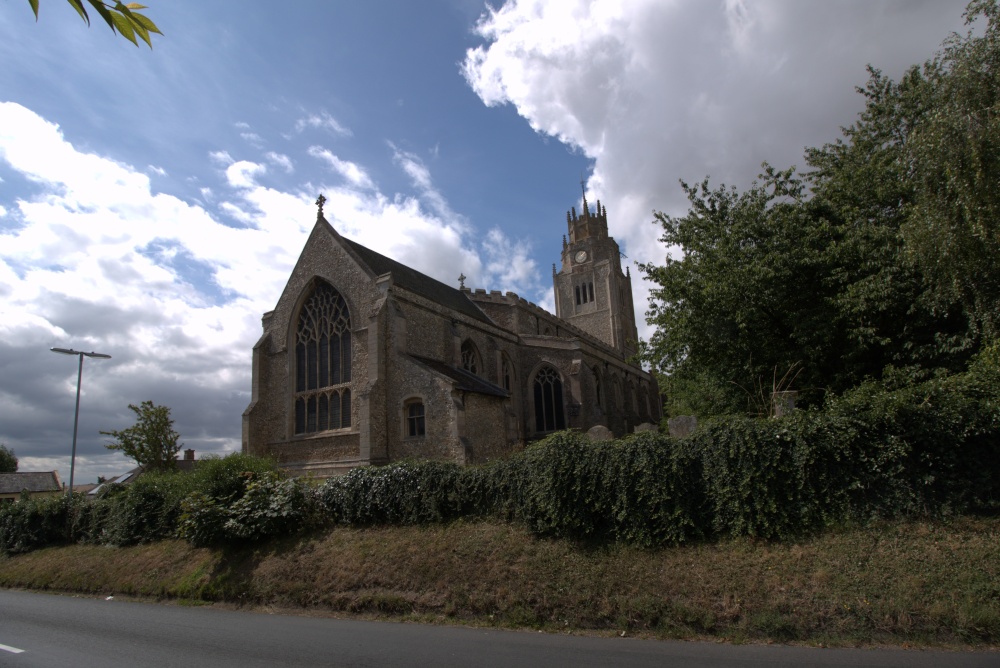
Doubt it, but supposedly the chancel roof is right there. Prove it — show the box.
[409,355,509,398]
[340,236,494,326]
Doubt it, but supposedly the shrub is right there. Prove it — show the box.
[0,494,76,554]
[224,472,318,542]
[473,431,706,546]
[93,472,196,546]
[318,460,466,525]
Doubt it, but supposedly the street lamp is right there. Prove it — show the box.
[51,348,111,496]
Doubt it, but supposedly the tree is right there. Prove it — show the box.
[101,401,182,471]
[0,444,17,473]
[27,1,161,48]
[904,0,1000,340]
[640,0,991,416]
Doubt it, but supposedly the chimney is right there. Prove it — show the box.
[184,449,195,461]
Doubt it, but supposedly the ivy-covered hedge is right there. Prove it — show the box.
[1,354,997,555]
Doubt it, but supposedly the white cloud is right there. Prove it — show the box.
[390,144,463,227]
[265,151,294,173]
[240,132,264,147]
[480,228,539,296]
[225,160,266,189]
[148,165,167,177]
[294,111,352,137]
[307,146,374,190]
[463,0,969,339]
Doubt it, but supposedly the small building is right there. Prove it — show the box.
[243,194,660,476]
[88,449,199,497]
[0,471,62,504]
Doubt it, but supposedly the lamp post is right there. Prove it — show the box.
[51,348,111,496]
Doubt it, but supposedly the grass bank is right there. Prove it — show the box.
[1,517,998,648]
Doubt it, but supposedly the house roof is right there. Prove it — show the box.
[0,471,61,495]
[340,237,495,326]
[410,355,510,398]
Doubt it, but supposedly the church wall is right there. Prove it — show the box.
[384,290,518,465]
[386,355,465,464]
[461,393,514,464]
[243,220,386,473]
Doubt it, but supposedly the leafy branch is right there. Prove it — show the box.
[28,1,162,48]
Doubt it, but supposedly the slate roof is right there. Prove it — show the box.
[410,355,510,398]
[0,471,61,495]
[340,237,494,326]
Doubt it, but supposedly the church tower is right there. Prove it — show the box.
[552,193,639,358]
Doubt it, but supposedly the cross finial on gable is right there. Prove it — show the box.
[316,194,327,218]
[458,273,466,289]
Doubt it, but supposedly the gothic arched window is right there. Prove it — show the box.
[501,354,514,393]
[533,365,566,433]
[592,365,603,409]
[612,376,623,412]
[461,340,481,376]
[294,281,352,435]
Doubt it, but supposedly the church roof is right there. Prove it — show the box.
[340,237,494,326]
[409,355,509,398]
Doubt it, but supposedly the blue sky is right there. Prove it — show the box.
[0,0,971,482]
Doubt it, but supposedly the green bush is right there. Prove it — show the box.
[178,471,317,547]
[318,460,466,525]
[176,492,226,547]
[224,472,318,542]
[0,494,76,554]
[469,432,706,546]
[92,472,196,546]
[186,453,280,503]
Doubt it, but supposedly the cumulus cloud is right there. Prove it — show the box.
[0,102,312,480]
[463,0,968,338]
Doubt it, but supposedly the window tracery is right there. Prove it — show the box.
[294,281,352,435]
[461,340,481,376]
[533,365,566,433]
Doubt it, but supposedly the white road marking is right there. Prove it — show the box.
[0,642,25,654]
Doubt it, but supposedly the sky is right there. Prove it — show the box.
[0,0,974,483]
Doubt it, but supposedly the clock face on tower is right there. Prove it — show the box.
[575,250,588,263]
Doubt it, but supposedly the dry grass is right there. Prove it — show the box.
[1,517,998,647]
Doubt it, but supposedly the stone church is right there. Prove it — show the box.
[242,194,660,476]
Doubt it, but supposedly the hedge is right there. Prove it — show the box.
[1,355,997,554]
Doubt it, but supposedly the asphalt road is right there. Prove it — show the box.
[0,589,996,667]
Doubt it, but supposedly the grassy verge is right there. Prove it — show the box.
[1,517,998,647]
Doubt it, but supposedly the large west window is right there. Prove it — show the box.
[533,365,566,433]
[294,281,352,434]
